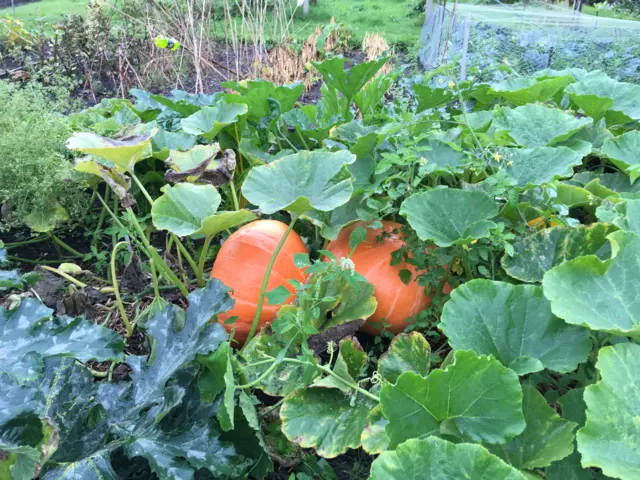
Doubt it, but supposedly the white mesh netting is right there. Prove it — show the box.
[420,0,640,83]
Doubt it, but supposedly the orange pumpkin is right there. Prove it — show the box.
[527,216,562,230]
[327,221,451,335]
[211,220,308,345]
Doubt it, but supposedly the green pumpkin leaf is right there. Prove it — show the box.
[353,72,396,115]
[280,387,377,458]
[546,452,604,480]
[501,147,584,189]
[441,280,591,375]
[378,332,431,384]
[380,350,525,448]
[543,231,640,339]
[0,299,125,384]
[199,210,257,238]
[489,75,574,105]
[370,437,527,480]
[360,405,389,455]
[558,388,587,427]
[312,56,389,101]
[492,105,591,147]
[577,343,640,479]
[66,131,154,172]
[502,224,617,283]
[151,129,196,160]
[151,183,221,236]
[242,150,356,215]
[602,130,640,182]
[223,80,303,124]
[486,385,577,469]
[400,188,498,247]
[180,102,247,141]
[413,85,457,112]
[24,204,69,233]
[42,455,119,480]
[168,144,221,172]
[314,337,366,392]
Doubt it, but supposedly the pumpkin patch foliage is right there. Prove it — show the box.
[3,56,640,480]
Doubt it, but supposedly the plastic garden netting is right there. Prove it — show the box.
[420,0,640,83]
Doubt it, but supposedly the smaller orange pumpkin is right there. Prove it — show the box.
[211,220,308,345]
[327,221,450,335]
[527,216,562,230]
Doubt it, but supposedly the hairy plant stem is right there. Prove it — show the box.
[171,234,199,279]
[125,208,189,297]
[50,234,84,258]
[111,241,133,337]
[149,256,160,299]
[197,235,214,288]
[4,236,48,249]
[130,171,155,206]
[229,179,240,211]
[241,215,298,349]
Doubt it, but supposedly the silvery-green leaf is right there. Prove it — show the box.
[380,350,525,448]
[502,224,617,283]
[400,188,498,247]
[543,231,640,339]
[370,437,527,480]
[577,343,640,479]
[151,183,221,236]
[361,405,389,455]
[486,386,577,469]
[601,130,640,182]
[0,299,124,384]
[441,280,591,375]
[490,76,574,105]
[312,56,389,100]
[242,150,356,215]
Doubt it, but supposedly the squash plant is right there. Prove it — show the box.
[4,57,640,480]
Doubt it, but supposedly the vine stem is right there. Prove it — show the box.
[149,256,160,299]
[50,234,84,258]
[241,215,298,349]
[4,236,48,248]
[197,235,214,288]
[40,266,115,294]
[111,241,133,337]
[171,234,199,279]
[228,179,240,211]
[130,172,155,206]
[237,357,380,402]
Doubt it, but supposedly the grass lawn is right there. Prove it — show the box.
[0,0,88,25]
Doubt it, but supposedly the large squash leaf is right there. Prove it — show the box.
[312,56,389,101]
[486,386,577,470]
[151,183,221,236]
[543,231,640,339]
[380,350,525,448]
[441,280,591,375]
[401,188,498,247]
[180,102,248,141]
[489,75,574,105]
[378,332,431,384]
[501,147,584,189]
[370,437,527,480]
[492,104,591,148]
[601,130,640,182]
[0,299,124,384]
[502,224,617,283]
[242,150,356,215]
[577,343,640,479]
[66,131,154,172]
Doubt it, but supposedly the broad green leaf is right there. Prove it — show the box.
[566,71,640,124]
[502,224,617,283]
[441,281,591,375]
[223,80,303,124]
[413,85,457,112]
[361,405,389,455]
[151,129,196,160]
[0,299,124,384]
[574,171,640,195]
[304,194,374,240]
[168,144,221,172]
[558,388,587,427]
[0,270,40,293]
[420,139,468,174]
[180,102,248,141]
[199,210,257,238]
[239,138,293,165]
[314,337,366,392]
[42,455,119,480]
[597,198,640,235]
[543,231,640,339]
[490,76,574,105]
[242,150,356,215]
[0,444,41,480]
[601,130,640,182]
[370,437,527,480]
[400,188,498,247]
[555,183,600,208]
[486,386,576,469]
[546,452,607,480]
[378,332,431,384]
[492,105,591,148]
[24,204,69,233]
[312,56,389,100]
[380,350,525,447]
[151,183,221,236]
[501,147,584,189]
[280,387,377,458]
[66,131,154,171]
[353,72,396,115]
[198,341,233,402]
[456,110,494,132]
[577,343,640,479]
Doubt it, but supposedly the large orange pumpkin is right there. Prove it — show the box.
[211,220,308,344]
[327,221,449,335]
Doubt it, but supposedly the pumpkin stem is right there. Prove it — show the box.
[241,215,299,348]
